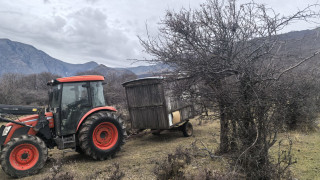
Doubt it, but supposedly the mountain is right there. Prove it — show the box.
[0,39,106,77]
[120,64,173,78]
[278,28,320,53]
[92,64,136,77]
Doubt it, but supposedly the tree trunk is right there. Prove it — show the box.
[219,102,229,153]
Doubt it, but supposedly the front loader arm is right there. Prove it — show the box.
[0,104,39,115]
[0,117,33,128]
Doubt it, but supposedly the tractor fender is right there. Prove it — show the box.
[76,106,117,131]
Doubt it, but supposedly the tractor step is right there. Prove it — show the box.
[54,134,76,150]
[63,149,75,153]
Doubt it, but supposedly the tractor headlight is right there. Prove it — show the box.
[2,126,12,136]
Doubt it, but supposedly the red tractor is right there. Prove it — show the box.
[0,75,126,177]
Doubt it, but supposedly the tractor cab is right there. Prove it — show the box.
[48,75,106,136]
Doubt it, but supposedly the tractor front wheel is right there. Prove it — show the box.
[0,135,48,178]
[78,111,126,160]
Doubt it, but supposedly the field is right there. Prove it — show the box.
[0,119,318,179]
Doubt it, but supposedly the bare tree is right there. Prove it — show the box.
[0,72,60,105]
[0,73,24,105]
[140,0,320,178]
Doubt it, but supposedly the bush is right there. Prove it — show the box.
[154,146,192,180]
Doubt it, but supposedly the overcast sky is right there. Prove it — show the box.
[0,0,319,67]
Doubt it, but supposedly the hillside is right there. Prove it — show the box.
[94,64,135,77]
[278,28,320,56]
[124,64,173,78]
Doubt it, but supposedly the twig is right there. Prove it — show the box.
[276,50,320,80]
[199,140,222,160]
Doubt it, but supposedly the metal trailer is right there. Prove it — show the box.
[122,77,196,136]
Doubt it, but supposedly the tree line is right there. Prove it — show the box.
[0,71,137,111]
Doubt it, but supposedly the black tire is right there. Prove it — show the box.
[151,129,162,135]
[182,121,193,137]
[0,135,48,178]
[78,111,126,160]
[75,146,84,154]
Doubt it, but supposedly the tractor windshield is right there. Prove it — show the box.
[91,81,106,107]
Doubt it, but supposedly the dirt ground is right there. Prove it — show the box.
[0,119,222,180]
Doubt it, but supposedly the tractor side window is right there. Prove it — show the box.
[91,81,106,107]
[50,84,61,108]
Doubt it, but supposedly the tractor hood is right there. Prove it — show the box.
[4,112,54,128]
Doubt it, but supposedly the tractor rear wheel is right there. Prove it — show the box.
[0,135,48,178]
[78,111,126,160]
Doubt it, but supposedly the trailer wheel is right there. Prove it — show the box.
[78,111,126,160]
[151,129,162,135]
[0,135,48,178]
[182,122,193,137]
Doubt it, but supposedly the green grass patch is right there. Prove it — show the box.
[289,131,320,180]
[269,129,320,180]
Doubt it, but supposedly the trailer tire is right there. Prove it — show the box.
[182,122,193,137]
[78,111,126,160]
[151,129,161,135]
[0,135,48,178]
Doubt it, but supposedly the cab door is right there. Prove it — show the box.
[60,82,91,136]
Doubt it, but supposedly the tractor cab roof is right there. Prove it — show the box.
[47,75,105,86]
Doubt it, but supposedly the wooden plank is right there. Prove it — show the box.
[130,106,168,129]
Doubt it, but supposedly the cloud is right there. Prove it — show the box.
[0,0,317,68]
[61,7,140,65]
[86,0,99,4]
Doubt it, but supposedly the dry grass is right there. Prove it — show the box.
[0,119,223,180]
